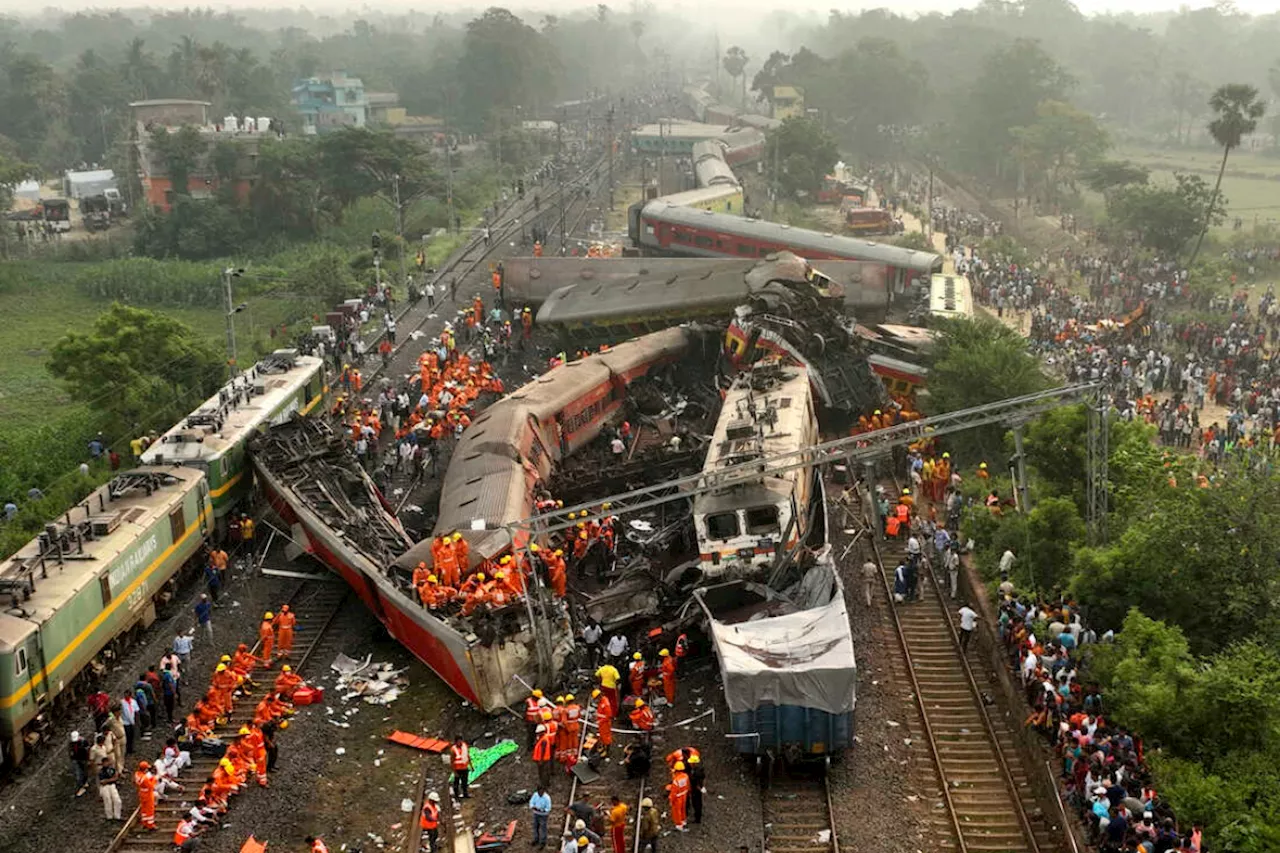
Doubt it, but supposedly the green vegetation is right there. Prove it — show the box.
[766,117,840,198]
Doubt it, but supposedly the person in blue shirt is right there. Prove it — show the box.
[529,786,552,849]
[194,594,213,640]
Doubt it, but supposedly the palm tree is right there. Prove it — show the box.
[723,46,749,109]
[1187,83,1266,267]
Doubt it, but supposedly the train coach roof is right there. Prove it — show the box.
[0,467,205,651]
[141,353,323,464]
[697,562,856,716]
[642,202,943,274]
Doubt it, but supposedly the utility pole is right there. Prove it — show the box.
[556,111,566,255]
[606,105,615,210]
[771,128,780,218]
[657,119,665,198]
[393,173,408,289]
[925,164,934,239]
[222,268,244,378]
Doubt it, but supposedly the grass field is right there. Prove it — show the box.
[0,275,307,433]
[1115,144,1280,231]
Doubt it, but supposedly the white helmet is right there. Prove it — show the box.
[428,791,441,803]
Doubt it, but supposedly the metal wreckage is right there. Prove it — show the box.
[251,252,874,753]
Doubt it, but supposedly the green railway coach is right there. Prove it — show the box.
[141,349,327,533]
[0,468,212,767]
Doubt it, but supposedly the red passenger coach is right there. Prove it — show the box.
[629,201,942,292]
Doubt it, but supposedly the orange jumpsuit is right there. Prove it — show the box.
[242,729,268,786]
[135,770,158,829]
[231,649,257,678]
[274,670,303,699]
[629,660,646,698]
[275,610,296,657]
[258,619,275,664]
[595,694,614,751]
[661,656,677,705]
[211,668,238,715]
[667,770,690,828]
[547,554,567,598]
[629,704,655,732]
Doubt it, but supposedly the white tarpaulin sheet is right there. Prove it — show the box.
[699,564,857,716]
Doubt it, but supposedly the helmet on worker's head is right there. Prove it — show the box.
[265,611,274,620]
[874,410,881,416]
[556,696,566,704]
[138,760,151,770]
[574,820,586,831]
[536,724,547,733]
[453,532,463,542]
[556,500,564,508]
[216,664,227,672]
[688,754,700,764]
[634,699,645,708]
[495,571,505,580]
[220,655,231,663]
[565,694,575,701]
[567,511,576,520]
[427,574,438,583]
[428,791,441,803]
[533,689,543,698]
[633,652,642,660]
[602,503,611,510]
[943,452,950,458]
[282,665,292,672]
[641,798,653,808]
[530,543,540,552]
[659,649,670,657]
[579,531,588,540]
[239,726,250,736]
[902,488,910,495]
[477,573,486,582]
[279,720,289,729]
[673,761,685,771]
[577,838,589,848]
[500,555,512,564]
[980,462,988,469]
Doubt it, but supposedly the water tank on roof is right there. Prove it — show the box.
[256,117,271,133]
[225,116,239,132]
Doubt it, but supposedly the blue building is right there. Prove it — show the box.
[292,72,368,134]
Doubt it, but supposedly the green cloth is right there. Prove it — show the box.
[453,738,518,783]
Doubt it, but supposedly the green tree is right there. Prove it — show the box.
[456,8,560,133]
[150,125,207,199]
[722,46,749,108]
[1080,159,1149,200]
[830,38,931,159]
[133,196,245,260]
[1010,99,1109,204]
[960,39,1073,182]
[765,116,838,198]
[48,304,224,436]
[1109,172,1223,255]
[1186,83,1266,268]
[315,127,443,215]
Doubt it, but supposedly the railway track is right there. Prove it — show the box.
[867,487,1049,853]
[107,578,350,853]
[763,772,838,853]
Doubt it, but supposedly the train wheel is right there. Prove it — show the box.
[807,334,826,358]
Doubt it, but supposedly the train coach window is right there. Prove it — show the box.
[100,574,112,606]
[170,506,187,541]
[706,512,740,540]
[745,506,780,536]
[694,235,714,249]
[737,244,756,257]
[15,647,27,676]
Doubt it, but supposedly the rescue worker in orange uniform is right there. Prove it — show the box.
[629,699,655,742]
[934,452,952,502]
[273,664,303,699]
[629,653,646,699]
[274,605,296,659]
[976,461,990,481]
[532,724,555,788]
[240,726,268,787]
[524,689,547,749]
[666,761,691,831]
[258,612,275,666]
[593,688,614,755]
[436,538,460,589]
[253,692,289,727]
[674,633,690,666]
[547,549,567,598]
[420,791,441,853]
[134,761,158,829]
[452,533,471,576]
[211,664,238,716]
[558,694,582,770]
[659,648,677,705]
[665,746,701,769]
[413,561,432,589]
[450,736,473,799]
[231,643,258,680]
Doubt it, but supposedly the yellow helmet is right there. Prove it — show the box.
[659,649,670,657]
[476,573,486,582]
[495,571,505,579]
[239,726,250,735]
[554,549,564,556]
[279,720,289,730]
[943,452,950,458]
[980,462,988,469]
[634,699,645,708]
[530,543,540,552]
[688,754,700,764]
[556,695,565,704]
[633,652,642,660]
[533,689,543,698]
[427,574,438,583]
[282,665,292,672]
[220,655,231,662]
[567,511,576,519]
[591,689,600,699]
[602,503,611,510]
[264,611,274,620]
[216,664,227,672]
[500,555,512,564]
[453,532,463,541]
[565,694,575,701]
[673,761,685,771]
[902,488,910,495]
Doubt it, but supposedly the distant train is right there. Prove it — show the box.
[0,351,326,770]
[629,201,943,291]
[929,273,974,323]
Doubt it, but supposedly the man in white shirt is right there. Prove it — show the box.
[606,633,629,664]
[957,604,979,652]
[998,549,1015,580]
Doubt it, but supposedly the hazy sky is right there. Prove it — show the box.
[0,0,1269,15]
